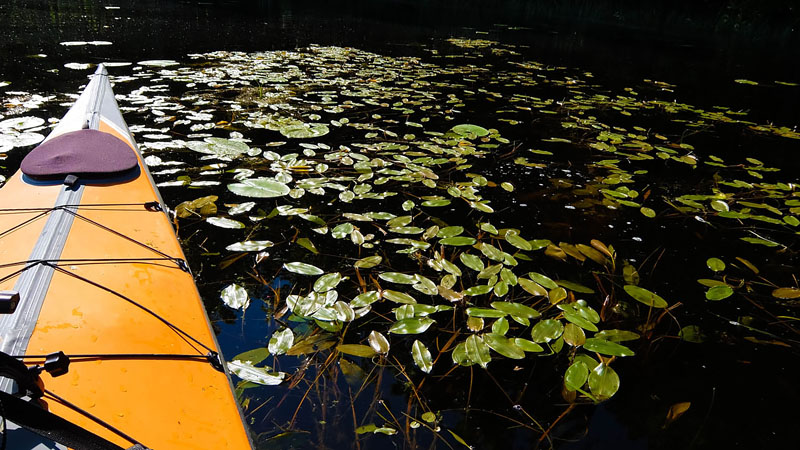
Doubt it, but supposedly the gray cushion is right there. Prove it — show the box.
[21,129,138,180]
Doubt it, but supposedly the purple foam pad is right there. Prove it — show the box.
[21,129,139,179]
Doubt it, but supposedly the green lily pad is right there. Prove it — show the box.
[623,285,668,308]
[228,177,290,198]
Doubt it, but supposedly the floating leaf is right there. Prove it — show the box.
[564,361,589,391]
[772,287,800,299]
[411,340,433,373]
[314,272,342,292]
[207,217,245,229]
[337,344,377,358]
[268,328,294,355]
[623,285,668,308]
[640,207,656,218]
[556,280,595,294]
[439,236,477,246]
[490,301,540,318]
[706,257,725,272]
[226,240,273,252]
[284,262,324,275]
[484,333,525,359]
[504,231,532,250]
[460,253,485,271]
[593,330,640,342]
[437,226,464,238]
[582,338,635,357]
[296,237,319,254]
[465,334,492,368]
[513,338,544,352]
[740,237,780,247]
[351,291,380,308]
[221,284,249,310]
[228,177,290,198]
[563,323,586,346]
[383,290,417,304]
[706,285,734,301]
[531,319,564,343]
[379,272,417,284]
[588,363,619,400]
[518,278,548,297]
[528,272,558,290]
[368,330,390,354]
[232,347,269,365]
[679,325,704,343]
[466,307,506,318]
[280,123,330,139]
[664,402,692,428]
[389,317,434,334]
[354,255,383,269]
[463,285,494,296]
[452,124,489,137]
[228,360,285,386]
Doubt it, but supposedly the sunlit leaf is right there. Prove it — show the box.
[528,272,558,290]
[588,363,620,400]
[465,334,492,368]
[439,236,477,246]
[226,240,273,252]
[228,177,290,198]
[314,272,342,292]
[268,328,294,355]
[772,287,800,299]
[484,333,525,359]
[389,317,434,334]
[564,361,589,391]
[368,330,390,354]
[383,290,417,304]
[490,301,540,318]
[379,272,417,284]
[221,283,249,310]
[531,319,564,343]
[228,360,285,386]
[354,255,383,269]
[207,217,245,229]
[284,262,324,275]
[411,340,434,373]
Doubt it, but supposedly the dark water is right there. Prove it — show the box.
[2,1,799,449]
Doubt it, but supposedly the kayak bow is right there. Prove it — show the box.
[0,65,252,449]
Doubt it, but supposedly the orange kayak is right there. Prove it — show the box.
[0,65,253,449]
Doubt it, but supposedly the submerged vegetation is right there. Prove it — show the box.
[2,38,799,448]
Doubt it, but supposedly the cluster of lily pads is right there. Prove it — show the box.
[2,38,798,446]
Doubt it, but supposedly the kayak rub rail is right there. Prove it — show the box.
[0,65,253,449]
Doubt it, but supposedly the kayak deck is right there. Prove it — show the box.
[0,67,251,449]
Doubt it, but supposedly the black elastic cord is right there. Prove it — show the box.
[15,353,210,363]
[44,389,143,448]
[0,390,130,450]
[44,262,216,356]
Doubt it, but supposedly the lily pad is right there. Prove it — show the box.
[228,177,290,198]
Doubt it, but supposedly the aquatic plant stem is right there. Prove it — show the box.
[537,403,575,445]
